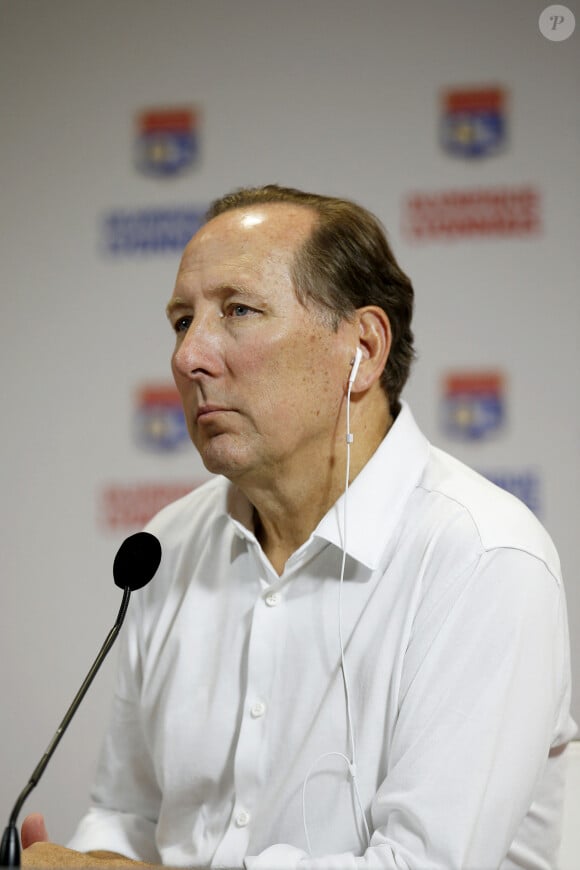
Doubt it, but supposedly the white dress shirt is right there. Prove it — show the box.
[69,403,576,869]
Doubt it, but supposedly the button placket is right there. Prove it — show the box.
[235,809,250,828]
[250,700,266,718]
[224,579,283,856]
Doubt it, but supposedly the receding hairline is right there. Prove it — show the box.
[202,199,322,234]
[196,199,344,328]
[202,184,415,413]
[198,201,323,280]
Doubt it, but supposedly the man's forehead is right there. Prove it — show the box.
[193,202,316,250]
[173,206,312,295]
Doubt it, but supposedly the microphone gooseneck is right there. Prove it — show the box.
[0,532,162,868]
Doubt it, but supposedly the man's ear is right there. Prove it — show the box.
[350,306,391,393]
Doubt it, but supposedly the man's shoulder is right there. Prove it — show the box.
[131,476,231,607]
[419,446,560,579]
[144,475,229,540]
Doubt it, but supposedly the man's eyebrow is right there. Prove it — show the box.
[165,296,189,319]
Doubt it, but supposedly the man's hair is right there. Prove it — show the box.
[206,184,415,415]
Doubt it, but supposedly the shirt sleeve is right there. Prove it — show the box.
[246,547,576,870]
[67,599,162,864]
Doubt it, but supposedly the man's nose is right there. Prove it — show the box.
[172,315,223,378]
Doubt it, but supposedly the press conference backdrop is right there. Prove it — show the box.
[1,0,578,846]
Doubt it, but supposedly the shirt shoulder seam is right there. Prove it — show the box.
[416,483,561,586]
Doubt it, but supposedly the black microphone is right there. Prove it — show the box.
[0,531,162,868]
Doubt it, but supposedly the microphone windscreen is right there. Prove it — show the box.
[113,532,162,591]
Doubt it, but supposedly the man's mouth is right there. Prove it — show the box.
[196,404,231,422]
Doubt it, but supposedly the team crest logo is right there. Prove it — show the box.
[441,372,506,440]
[134,384,189,452]
[135,107,199,177]
[440,87,507,159]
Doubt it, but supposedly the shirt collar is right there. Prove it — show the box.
[313,402,430,569]
[222,402,430,572]
[224,484,258,542]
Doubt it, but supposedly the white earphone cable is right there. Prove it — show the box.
[302,369,371,854]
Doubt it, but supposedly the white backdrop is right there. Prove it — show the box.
[1,0,579,846]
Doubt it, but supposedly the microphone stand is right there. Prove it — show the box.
[0,587,132,868]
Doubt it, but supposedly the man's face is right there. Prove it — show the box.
[167,204,354,484]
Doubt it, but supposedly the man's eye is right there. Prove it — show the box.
[227,304,254,318]
[173,316,192,333]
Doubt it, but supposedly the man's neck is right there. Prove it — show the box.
[241,399,392,575]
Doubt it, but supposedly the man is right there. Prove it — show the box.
[22,185,575,869]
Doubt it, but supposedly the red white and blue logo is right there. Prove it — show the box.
[440,87,507,159]
[135,107,199,177]
[134,384,190,452]
[441,371,506,441]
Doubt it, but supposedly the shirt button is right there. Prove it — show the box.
[265,592,280,607]
[235,810,250,827]
[250,701,266,718]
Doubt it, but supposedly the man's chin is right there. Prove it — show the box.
[198,438,255,480]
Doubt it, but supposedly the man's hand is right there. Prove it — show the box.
[21,814,50,851]
[21,814,155,868]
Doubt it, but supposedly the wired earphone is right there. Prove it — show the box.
[301,347,372,855]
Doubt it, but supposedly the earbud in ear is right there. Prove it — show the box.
[348,348,363,386]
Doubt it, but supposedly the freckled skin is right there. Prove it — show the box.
[168,205,351,486]
[167,203,391,572]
